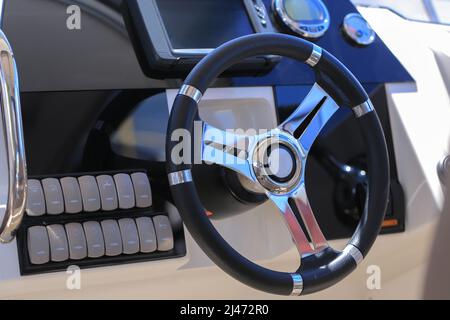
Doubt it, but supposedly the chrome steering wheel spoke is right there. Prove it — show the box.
[269,182,328,257]
[270,84,336,256]
[270,193,314,255]
[202,121,256,181]
[279,83,339,155]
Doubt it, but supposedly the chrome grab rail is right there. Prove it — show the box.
[0,1,27,243]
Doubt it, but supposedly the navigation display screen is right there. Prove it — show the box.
[156,0,255,50]
[284,0,325,21]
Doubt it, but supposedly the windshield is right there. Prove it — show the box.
[351,0,450,25]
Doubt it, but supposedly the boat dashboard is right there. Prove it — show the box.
[4,0,445,299]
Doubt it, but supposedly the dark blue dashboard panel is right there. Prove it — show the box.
[233,0,413,86]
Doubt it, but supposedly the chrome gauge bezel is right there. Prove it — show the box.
[272,0,330,39]
[342,13,376,46]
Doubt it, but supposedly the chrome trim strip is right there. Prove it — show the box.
[291,273,303,296]
[306,45,322,67]
[172,48,214,55]
[168,170,193,186]
[353,100,374,118]
[0,29,28,243]
[343,244,363,265]
[437,155,450,186]
[0,0,5,27]
[179,85,203,104]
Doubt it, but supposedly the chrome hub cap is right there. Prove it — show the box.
[252,133,303,195]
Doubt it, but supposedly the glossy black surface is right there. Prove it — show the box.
[4,0,412,92]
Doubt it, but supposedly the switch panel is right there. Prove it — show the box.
[24,171,153,217]
[19,170,185,275]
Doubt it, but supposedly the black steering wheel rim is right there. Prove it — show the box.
[166,33,390,296]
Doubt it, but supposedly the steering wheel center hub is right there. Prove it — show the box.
[252,134,303,195]
[267,145,295,181]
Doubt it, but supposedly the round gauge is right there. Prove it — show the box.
[342,13,376,46]
[273,0,330,39]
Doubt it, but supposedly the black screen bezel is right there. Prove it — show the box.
[123,0,278,78]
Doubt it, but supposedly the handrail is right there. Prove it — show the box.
[0,0,28,243]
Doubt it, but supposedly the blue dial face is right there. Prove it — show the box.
[343,13,376,46]
[274,0,330,38]
[284,0,326,22]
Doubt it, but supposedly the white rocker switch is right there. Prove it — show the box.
[47,224,69,262]
[114,174,135,209]
[153,215,174,252]
[42,178,64,215]
[65,222,88,260]
[96,175,118,211]
[78,176,101,212]
[131,172,152,208]
[83,221,105,258]
[26,179,46,216]
[118,218,140,255]
[135,217,157,253]
[101,220,123,256]
[60,177,83,214]
[27,226,50,265]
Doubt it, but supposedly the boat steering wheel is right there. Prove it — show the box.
[166,34,389,296]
